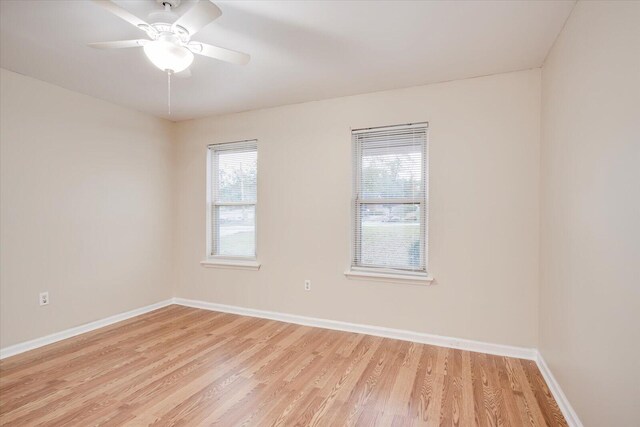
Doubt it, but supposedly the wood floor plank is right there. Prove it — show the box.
[461,350,478,427]
[0,305,567,426]
[521,359,568,427]
[440,347,463,426]
[511,354,549,427]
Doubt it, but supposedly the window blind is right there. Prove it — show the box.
[352,123,428,274]
[208,140,257,258]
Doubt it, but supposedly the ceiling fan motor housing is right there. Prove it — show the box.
[152,23,190,43]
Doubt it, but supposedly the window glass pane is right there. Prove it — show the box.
[359,203,421,270]
[216,149,257,203]
[361,143,422,199]
[216,205,255,257]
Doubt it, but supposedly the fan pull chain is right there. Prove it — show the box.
[167,71,172,116]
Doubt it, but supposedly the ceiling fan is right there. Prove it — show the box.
[88,0,250,75]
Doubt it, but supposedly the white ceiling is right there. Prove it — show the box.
[1,0,575,121]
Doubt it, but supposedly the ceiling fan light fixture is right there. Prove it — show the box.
[143,38,193,73]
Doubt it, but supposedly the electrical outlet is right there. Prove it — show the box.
[304,280,311,291]
[39,292,49,306]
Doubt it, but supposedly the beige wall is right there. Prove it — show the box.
[1,68,541,351]
[539,1,640,426]
[0,69,175,347]
[174,69,541,348]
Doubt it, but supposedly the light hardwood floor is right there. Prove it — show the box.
[0,305,566,426]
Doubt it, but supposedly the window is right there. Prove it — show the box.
[207,140,257,260]
[351,123,428,277]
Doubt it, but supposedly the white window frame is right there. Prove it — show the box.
[203,140,259,270]
[346,123,432,284]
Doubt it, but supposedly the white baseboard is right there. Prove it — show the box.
[173,297,537,360]
[535,350,583,427]
[0,299,174,360]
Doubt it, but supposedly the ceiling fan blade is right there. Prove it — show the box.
[91,0,151,33]
[88,40,147,50]
[172,1,222,36]
[188,42,250,65]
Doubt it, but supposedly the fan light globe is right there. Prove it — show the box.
[143,39,194,73]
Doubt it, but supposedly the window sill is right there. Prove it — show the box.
[200,259,261,271]
[344,269,434,285]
